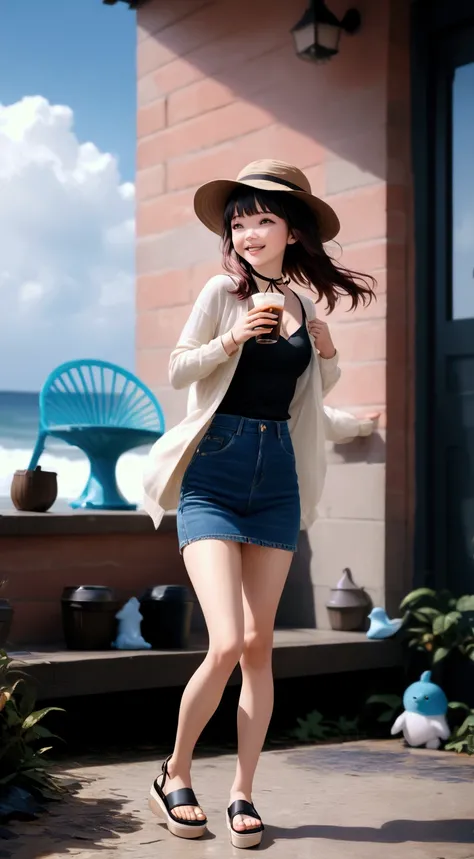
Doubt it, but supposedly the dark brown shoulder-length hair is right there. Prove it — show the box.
[221,187,375,312]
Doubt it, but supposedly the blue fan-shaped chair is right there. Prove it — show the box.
[28,359,165,510]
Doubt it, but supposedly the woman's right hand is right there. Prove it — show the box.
[230,307,278,345]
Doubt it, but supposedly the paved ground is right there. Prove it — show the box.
[3,741,474,859]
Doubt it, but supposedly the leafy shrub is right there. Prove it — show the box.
[445,702,474,755]
[291,710,360,742]
[0,650,65,816]
[400,588,474,665]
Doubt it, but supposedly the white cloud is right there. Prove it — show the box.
[19,280,44,305]
[0,96,135,390]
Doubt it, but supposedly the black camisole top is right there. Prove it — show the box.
[217,291,312,422]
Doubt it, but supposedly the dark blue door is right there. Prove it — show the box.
[432,27,474,594]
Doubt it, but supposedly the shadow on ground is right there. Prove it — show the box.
[0,774,219,859]
[0,786,144,859]
[261,819,474,849]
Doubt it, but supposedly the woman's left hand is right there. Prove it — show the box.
[308,319,336,359]
[359,412,381,436]
[364,412,381,426]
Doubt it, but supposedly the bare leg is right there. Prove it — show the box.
[163,539,244,821]
[230,545,293,832]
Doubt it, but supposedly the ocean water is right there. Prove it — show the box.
[0,391,148,509]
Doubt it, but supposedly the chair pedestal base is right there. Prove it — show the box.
[70,454,137,511]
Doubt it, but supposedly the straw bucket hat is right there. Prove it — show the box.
[193,159,340,243]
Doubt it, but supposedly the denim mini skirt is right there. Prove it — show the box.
[177,414,300,553]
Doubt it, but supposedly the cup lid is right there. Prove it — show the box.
[61,585,116,602]
[140,585,192,602]
[335,568,362,591]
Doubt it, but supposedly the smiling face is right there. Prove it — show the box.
[224,189,297,279]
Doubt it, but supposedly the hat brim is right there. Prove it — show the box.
[193,178,340,243]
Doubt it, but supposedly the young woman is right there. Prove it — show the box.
[143,160,378,849]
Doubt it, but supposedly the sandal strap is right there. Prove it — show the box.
[159,754,173,791]
[166,788,200,812]
[158,757,206,821]
[228,799,264,832]
[154,779,207,827]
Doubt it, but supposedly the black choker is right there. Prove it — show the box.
[249,267,290,295]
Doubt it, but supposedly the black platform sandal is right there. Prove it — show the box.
[149,755,207,840]
[226,799,264,849]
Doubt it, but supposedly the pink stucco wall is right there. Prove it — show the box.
[135,0,414,621]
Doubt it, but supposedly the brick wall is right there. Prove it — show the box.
[1,514,313,645]
[135,0,414,625]
[2,521,187,646]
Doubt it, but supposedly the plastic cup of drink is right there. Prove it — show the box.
[252,292,285,344]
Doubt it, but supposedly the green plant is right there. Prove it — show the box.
[366,694,402,724]
[291,709,360,742]
[400,588,474,665]
[445,702,474,755]
[0,650,65,805]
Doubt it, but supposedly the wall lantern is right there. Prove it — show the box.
[291,0,361,62]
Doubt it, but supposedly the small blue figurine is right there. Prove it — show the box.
[113,597,152,650]
[367,607,403,639]
[391,671,450,749]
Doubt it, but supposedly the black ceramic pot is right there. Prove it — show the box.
[140,586,194,649]
[61,586,120,650]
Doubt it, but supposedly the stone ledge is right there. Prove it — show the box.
[0,508,177,537]
[8,630,402,699]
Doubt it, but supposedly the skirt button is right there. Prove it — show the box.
[260,424,267,431]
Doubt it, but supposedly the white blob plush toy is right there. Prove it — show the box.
[113,597,152,650]
[391,671,450,749]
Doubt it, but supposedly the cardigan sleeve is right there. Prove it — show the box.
[169,277,233,390]
[323,406,375,442]
[318,351,341,396]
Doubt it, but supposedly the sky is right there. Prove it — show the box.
[0,0,136,390]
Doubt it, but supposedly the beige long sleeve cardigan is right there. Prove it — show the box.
[143,275,373,530]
